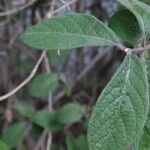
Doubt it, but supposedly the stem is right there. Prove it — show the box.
[0,51,46,101]
[118,44,150,53]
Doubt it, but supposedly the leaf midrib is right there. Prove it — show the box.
[23,31,119,46]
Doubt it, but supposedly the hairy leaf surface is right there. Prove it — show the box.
[20,13,120,50]
[88,54,149,150]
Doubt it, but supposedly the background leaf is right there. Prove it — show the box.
[1,123,26,148]
[31,111,62,132]
[48,49,70,65]
[88,54,149,150]
[56,102,85,124]
[15,101,35,119]
[30,73,58,98]
[76,134,89,150]
[20,13,120,50]
[66,133,78,150]
[109,9,142,44]
[0,140,10,150]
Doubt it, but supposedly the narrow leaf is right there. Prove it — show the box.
[20,13,120,50]
[88,54,149,150]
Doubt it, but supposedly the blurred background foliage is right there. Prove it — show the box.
[0,0,148,150]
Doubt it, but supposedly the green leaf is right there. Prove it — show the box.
[15,101,35,119]
[109,9,142,44]
[30,73,58,98]
[31,111,62,132]
[1,123,26,148]
[48,49,70,65]
[144,51,150,133]
[117,0,150,36]
[138,128,150,150]
[76,134,89,150]
[66,133,78,150]
[56,102,85,124]
[20,13,120,50]
[88,54,149,150]
[0,140,10,150]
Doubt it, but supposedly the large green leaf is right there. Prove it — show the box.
[88,54,149,150]
[20,13,120,50]
[1,123,26,148]
[117,0,150,36]
[30,73,58,98]
[109,9,142,44]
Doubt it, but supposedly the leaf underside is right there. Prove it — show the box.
[20,13,120,50]
[117,0,150,36]
[88,54,149,150]
[109,9,142,44]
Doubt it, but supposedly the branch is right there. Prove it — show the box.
[51,0,77,15]
[117,44,150,53]
[0,51,46,101]
[0,0,37,17]
[131,44,150,52]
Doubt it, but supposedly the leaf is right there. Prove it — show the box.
[15,101,35,119]
[66,133,78,150]
[48,49,70,65]
[56,103,85,124]
[31,111,62,132]
[1,123,26,148]
[20,13,120,50]
[137,128,150,150]
[109,9,142,44]
[117,0,150,36]
[88,54,149,150]
[144,51,150,133]
[30,73,58,98]
[76,134,89,150]
[0,140,10,150]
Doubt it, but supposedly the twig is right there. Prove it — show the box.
[0,51,46,101]
[59,0,71,10]
[117,44,150,53]
[51,0,77,15]
[131,44,150,52]
[44,54,53,150]
[0,0,37,17]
